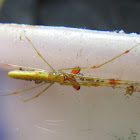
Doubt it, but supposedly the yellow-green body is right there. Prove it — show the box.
[8,70,65,84]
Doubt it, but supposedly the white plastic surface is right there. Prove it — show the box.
[0,24,140,140]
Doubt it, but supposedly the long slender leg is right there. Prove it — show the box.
[25,36,56,72]
[23,82,54,102]
[0,64,45,71]
[58,42,140,71]
[0,82,46,96]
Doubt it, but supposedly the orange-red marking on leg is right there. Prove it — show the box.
[35,94,39,98]
[90,66,99,69]
[71,67,80,74]
[6,64,11,66]
[13,91,19,94]
[91,84,100,87]
[73,85,80,90]
[37,51,41,56]
[65,74,80,90]
[124,50,130,54]
[108,79,120,85]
